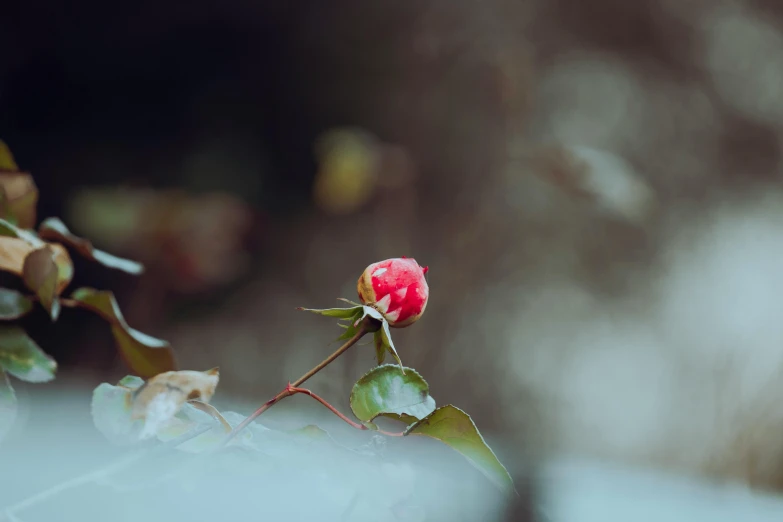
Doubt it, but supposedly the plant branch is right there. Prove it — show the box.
[287,386,366,430]
[288,386,404,436]
[221,317,378,445]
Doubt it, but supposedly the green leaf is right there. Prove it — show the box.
[70,287,176,378]
[350,364,436,428]
[379,319,404,372]
[405,405,516,495]
[0,288,33,320]
[0,370,17,442]
[0,325,57,382]
[38,217,144,275]
[91,380,143,445]
[296,305,363,318]
[22,246,60,320]
[373,331,387,365]
[335,311,366,342]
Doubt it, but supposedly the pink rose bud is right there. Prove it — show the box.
[357,257,430,328]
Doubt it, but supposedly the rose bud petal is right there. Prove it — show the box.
[357,257,429,328]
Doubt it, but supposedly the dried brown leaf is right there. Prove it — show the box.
[130,368,220,439]
[0,237,72,295]
[23,247,60,320]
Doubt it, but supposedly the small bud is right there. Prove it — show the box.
[357,257,429,328]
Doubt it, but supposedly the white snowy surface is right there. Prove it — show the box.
[539,457,783,522]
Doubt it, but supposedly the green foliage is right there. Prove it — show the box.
[1,138,516,503]
[351,366,514,493]
[296,306,363,319]
[350,365,435,428]
[0,139,177,443]
[0,288,34,319]
[406,405,516,495]
[69,288,175,379]
[91,363,515,498]
[301,303,405,371]
[376,318,403,370]
[38,217,144,274]
[0,325,57,383]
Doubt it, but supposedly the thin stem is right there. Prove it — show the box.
[288,386,404,437]
[221,319,374,445]
[288,386,365,430]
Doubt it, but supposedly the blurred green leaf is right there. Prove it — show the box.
[350,364,435,428]
[38,217,144,275]
[296,305,363,318]
[0,288,33,320]
[0,325,57,382]
[23,247,60,320]
[313,128,379,215]
[70,287,176,378]
[405,405,515,495]
[0,218,30,240]
[0,141,19,171]
[91,380,143,445]
[0,370,17,442]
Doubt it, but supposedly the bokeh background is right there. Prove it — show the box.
[6,0,783,501]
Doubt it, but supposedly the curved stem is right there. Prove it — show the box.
[221,319,375,445]
[288,386,365,430]
[289,386,404,436]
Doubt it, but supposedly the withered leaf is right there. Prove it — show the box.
[23,247,60,320]
[0,173,38,229]
[131,368,220,439]
[0,142,38,228]
[0,221,74,294]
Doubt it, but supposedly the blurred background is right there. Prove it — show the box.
[6,0,783,509]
